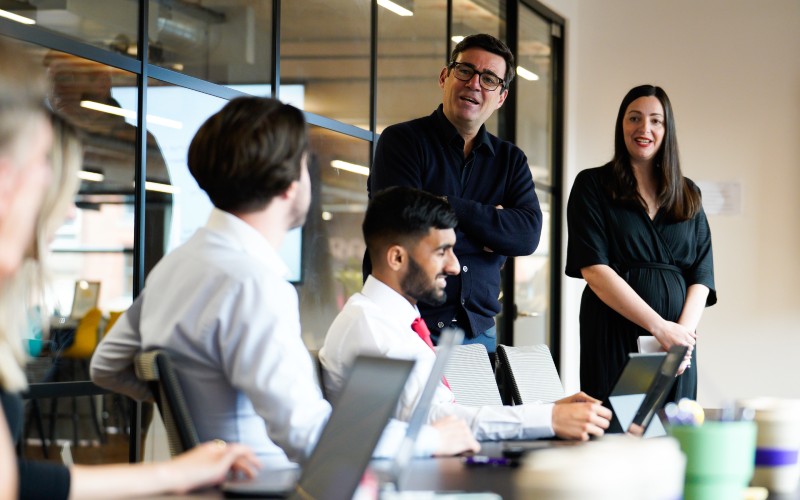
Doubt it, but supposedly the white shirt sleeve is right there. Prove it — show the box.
[429,401,555,441]
[221,277,331,463]
[90,295,151,402]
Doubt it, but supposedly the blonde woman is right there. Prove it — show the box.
[0,38,258,500]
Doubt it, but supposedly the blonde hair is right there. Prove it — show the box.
[0,116,82,392]
[0,37,48,156]
[0,37,51,392]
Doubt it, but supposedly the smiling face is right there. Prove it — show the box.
[439,48,508,139]
[400,228,459,306]
[622,96,665,168]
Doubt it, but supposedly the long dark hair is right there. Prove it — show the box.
[607,84,701,222]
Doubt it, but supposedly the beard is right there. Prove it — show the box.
[401,254,447,306]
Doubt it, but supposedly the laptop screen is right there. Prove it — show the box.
[390,328,464,482]
[293,356,414,500]
[608,345,689,437]
[628,345,688,437]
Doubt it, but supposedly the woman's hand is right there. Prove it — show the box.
[651,320,695,351]
[651,320,694,375]
[160,441,261,494]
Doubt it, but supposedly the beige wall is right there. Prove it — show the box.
[543,0,800,405]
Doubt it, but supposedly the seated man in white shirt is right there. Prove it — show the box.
[91,97,479,468]
[321,186,613,441]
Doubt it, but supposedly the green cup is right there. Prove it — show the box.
[669,421,757,500]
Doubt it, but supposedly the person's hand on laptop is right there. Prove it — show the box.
[551,392,612,441]
[430,415,481,456]
[161,440,261,493]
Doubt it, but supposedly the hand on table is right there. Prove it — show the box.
[163,440,260,494]
[552,394,611,441]
[431,415,481,456]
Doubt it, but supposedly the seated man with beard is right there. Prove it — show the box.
[320,186,612,441]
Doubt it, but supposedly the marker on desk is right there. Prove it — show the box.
[463,456,514,467]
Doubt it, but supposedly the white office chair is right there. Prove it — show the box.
[497,344,565,405]
[440,344,503,407]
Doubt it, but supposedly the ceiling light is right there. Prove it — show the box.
[377,0,413,17]
[0,9,35,25]
[144,181,179,194]
[78,171,104,182]
[321,211,333,221]
[516,66,539,81]
[80,100,183,129]
[331,160,370,177]
[451,36,465,44]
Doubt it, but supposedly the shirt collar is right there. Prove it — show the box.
[432,104,496,157]
[205,208,290,278]
[362,275,421,328]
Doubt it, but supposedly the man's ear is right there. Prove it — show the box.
[279,179,299,201]
[386,244,406,272]
[496,88,509,109]
[438,67,448,89]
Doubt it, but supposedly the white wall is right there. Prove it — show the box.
[543,0,800,405]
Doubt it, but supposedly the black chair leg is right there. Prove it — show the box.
[25,399,49,458]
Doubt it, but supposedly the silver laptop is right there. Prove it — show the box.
[223,355,415,499]
[378,327,464,490]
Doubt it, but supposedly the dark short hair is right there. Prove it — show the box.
[449,34,515,88]
[609,84,700,222]
[363,187,458,258]
[188,96,308,213]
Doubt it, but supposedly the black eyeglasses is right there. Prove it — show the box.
[448,62,505,91]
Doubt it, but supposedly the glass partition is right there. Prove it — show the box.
[148,0,273,90]
[20,48,140,463]
[376,0,446,131]
[1,1,139,57]
[512,5,555,346]
[299,127,371,348]
[280,0,371,129]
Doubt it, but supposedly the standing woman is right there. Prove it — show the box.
[566,84,716,403]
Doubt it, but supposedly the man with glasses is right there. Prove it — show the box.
[368,34,542,358]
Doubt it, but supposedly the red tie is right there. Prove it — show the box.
[411,317,452,392]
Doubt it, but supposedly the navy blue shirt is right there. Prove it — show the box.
[369,105,542,339]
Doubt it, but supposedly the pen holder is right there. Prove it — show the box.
[669,421,756,500]
[738,398,800,494]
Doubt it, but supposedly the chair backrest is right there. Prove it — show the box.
[441,344,503,407]
[103,310,124,337]
[133,350,199,456]
[61,307,102,359]
[497,344,564,405]
[308,349,327,400]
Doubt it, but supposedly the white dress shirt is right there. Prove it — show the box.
[91,210,435,466]
[320,275,556,441]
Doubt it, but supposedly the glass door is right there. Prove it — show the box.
[511,3,561,352]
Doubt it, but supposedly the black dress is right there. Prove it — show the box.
[565,164,717,403]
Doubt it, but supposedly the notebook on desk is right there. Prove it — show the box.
[222,355,415,499]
